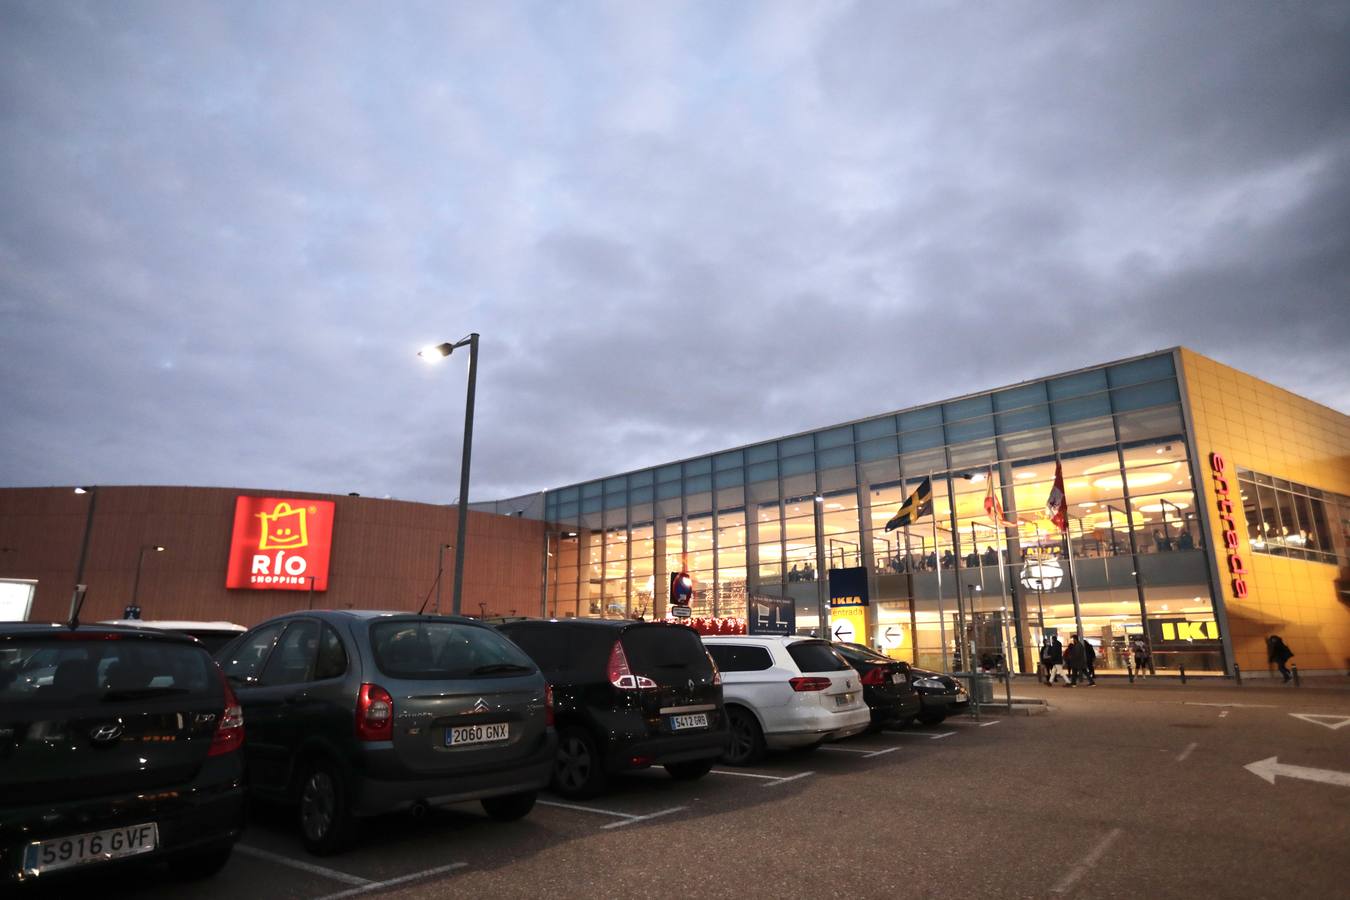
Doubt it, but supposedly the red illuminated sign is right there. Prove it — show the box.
[225,496,335,591]
[1209,453,1248,599]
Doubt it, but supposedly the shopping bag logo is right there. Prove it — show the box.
[257,502,310,550]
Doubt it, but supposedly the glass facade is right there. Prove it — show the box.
[1236,468,1349,565]
[543,350,1223,674]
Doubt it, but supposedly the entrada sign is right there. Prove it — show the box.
[1208,453,1249,598]
[226,496,335,590]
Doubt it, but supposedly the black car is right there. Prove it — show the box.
[1,623,246,885]
[216,611,555,854]
[907,665,970,724]
[498,620,728,798]
[833,643,922,730]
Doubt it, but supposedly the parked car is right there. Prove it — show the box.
[101,620,247,654]
[215,611,555,854]
[908,665,970,724]
[702,635,870,765]
[832,643,922,730]
[1,622,246,885]
[496,620,727,798]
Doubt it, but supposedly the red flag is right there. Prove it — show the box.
[983,467,1017,527]
[1044,461,1069,533]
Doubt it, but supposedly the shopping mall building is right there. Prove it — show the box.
[2,348,1346,678]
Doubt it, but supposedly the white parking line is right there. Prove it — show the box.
[1052,828,1122,894]
[864,746,900,758]
[1176,742,1198,762]
[235,845,371,886]
[818,745,874,754]
[709,769,783,780]
[890,730,956,740]
[1219,710,1229,718]
[600,806,687,829]
[762,771,815,787]
[315,863,468,900]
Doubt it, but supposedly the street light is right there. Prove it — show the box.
[130,544,165,615]
[419,334,479,617]
[436,543,453,615]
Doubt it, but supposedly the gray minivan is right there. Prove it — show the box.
[216,611,555,854]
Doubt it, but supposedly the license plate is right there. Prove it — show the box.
[670,713,708,731]
[835,693,854,706]
[447,722,510,747]
[892,673,907,684]
[22,822,158,876]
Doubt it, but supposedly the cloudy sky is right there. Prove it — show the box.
[2,1,1347,504]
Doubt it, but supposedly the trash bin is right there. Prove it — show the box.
[968,674,995,704]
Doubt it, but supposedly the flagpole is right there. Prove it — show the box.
[931,470,948,672]
[989,465,1015,674]
[1057,458,1087,646]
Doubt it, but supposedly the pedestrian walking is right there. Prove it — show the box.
[1039,638,1055,684]
[1046,635,1067,685]
[1267,635,1295,682]
[1064,636,1085,686]
[1082,638,1097,685]
[1130,636,1152,678]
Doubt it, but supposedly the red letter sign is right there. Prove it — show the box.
[226,496,335,590]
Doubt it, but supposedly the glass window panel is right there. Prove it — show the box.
[715,468,744,488]
[656,480,682,501]
[1055,415,1116,452]
[784,509,818,582]
[558,500,579,520]
[604,491,626,510]
[819,464,856,492]
[630,470,653,488]
[603,476,625,493]
[781,453,815,476]
[858,435,899,463]
[902,445,947,477]
[581,482,603,499]
[1115,405,1184,443]
[945,416,994,444]
[747,459,778,483]
[686,474,712,493]
[816,426,852,449]
[630,501,653,524]
[686,491,712,515]
[559,486,580,503]
[1047,368,1108,400]
[999,427,1054,462]
[1106,354,1175,388]
[994,383,1048,411]
[716,486,744,509]
[996,405,1051,434]
[657,464,680,483]
[1252,482,1283,555]
[1305,493,1332,556]
[717,509,746,549]
[1052,393,1113,424]
[900,425,945,452]
[860,455,900,488]
[746,443,777,464]
[780,435,813,456]
[856,416,897,440]
[782,472,816,499]
[1239,478,1261,544]
[944,395,993,422]
[1112,380,1181,412]
[715,450,744,470]
[757,501,784,582]
[581,496,602,514]
[817,445,855,469]
[684,457,712,477]
[899,406,943,431]
[630,485,653,504]
[948,437,996,470]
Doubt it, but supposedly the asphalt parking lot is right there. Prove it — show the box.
[19,679,1350,900]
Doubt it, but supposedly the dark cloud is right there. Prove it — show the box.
[2,1,1347,503]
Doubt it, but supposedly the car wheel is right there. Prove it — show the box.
[723,706,766,766]
[665,759,715,780]
[167,842,234,880]
[891,716,916,730]
[481,791,537,822]
[553,727,607,799]
[917,711,947,726]
[298,760,357,855]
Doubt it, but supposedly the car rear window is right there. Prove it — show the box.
[621,625,714,680]
[706,643,773,672]
[837,644,891,665]
[786,640,851,673]
[369,620,537,679]
[0,637,216,706]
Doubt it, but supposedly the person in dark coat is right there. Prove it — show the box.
[1267,635,1295,682]
[1064,636,1086,686]
[1046,636,1067,685]
[1039,638,1055,684]
[1082,638,1097,685]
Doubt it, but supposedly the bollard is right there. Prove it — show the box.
[1179,664,1187,684]
[1234,664,1242,686]
[1292,665,1300,687]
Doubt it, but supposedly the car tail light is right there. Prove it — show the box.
[628,755,654,767]
[607,641,657,691]
[707,651,722,686]
[356,683,394,741]
[209,665,245,757]
[860,667,889,686]
[789,676,831,692]
[544,683,555,727]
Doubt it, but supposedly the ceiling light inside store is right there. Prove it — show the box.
[1093,471,1173,491]
[1015,471,1038,479]
[1078,502,1097,508]
[1137,501,1190,513]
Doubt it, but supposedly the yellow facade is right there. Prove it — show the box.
[1179,348,1350,674]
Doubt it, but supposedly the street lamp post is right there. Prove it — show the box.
[69,486,98,623]
[130,544,165,615]
[435,543,453,615]
[419,334,479,617]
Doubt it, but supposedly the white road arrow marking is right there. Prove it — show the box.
[1244,756,1350,788]
[1289,713,1350,731]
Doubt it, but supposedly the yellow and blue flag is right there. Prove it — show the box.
[884,477,934,532]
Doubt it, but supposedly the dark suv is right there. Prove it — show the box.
[216,611,555,854]
[497,620,728,798]
[1,623,246,885]
[832,643,922,730]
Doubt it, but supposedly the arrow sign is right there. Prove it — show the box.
[1289,713,1350,731]
[1244,756,1350,788]
[832,620,855,643]
[880,626,903,648]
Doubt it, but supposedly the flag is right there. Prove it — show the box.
[983,467,1017,527]
[1045,461,1069,533]
[885,477,933,532]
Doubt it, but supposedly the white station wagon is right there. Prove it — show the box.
[702,635,870,765]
